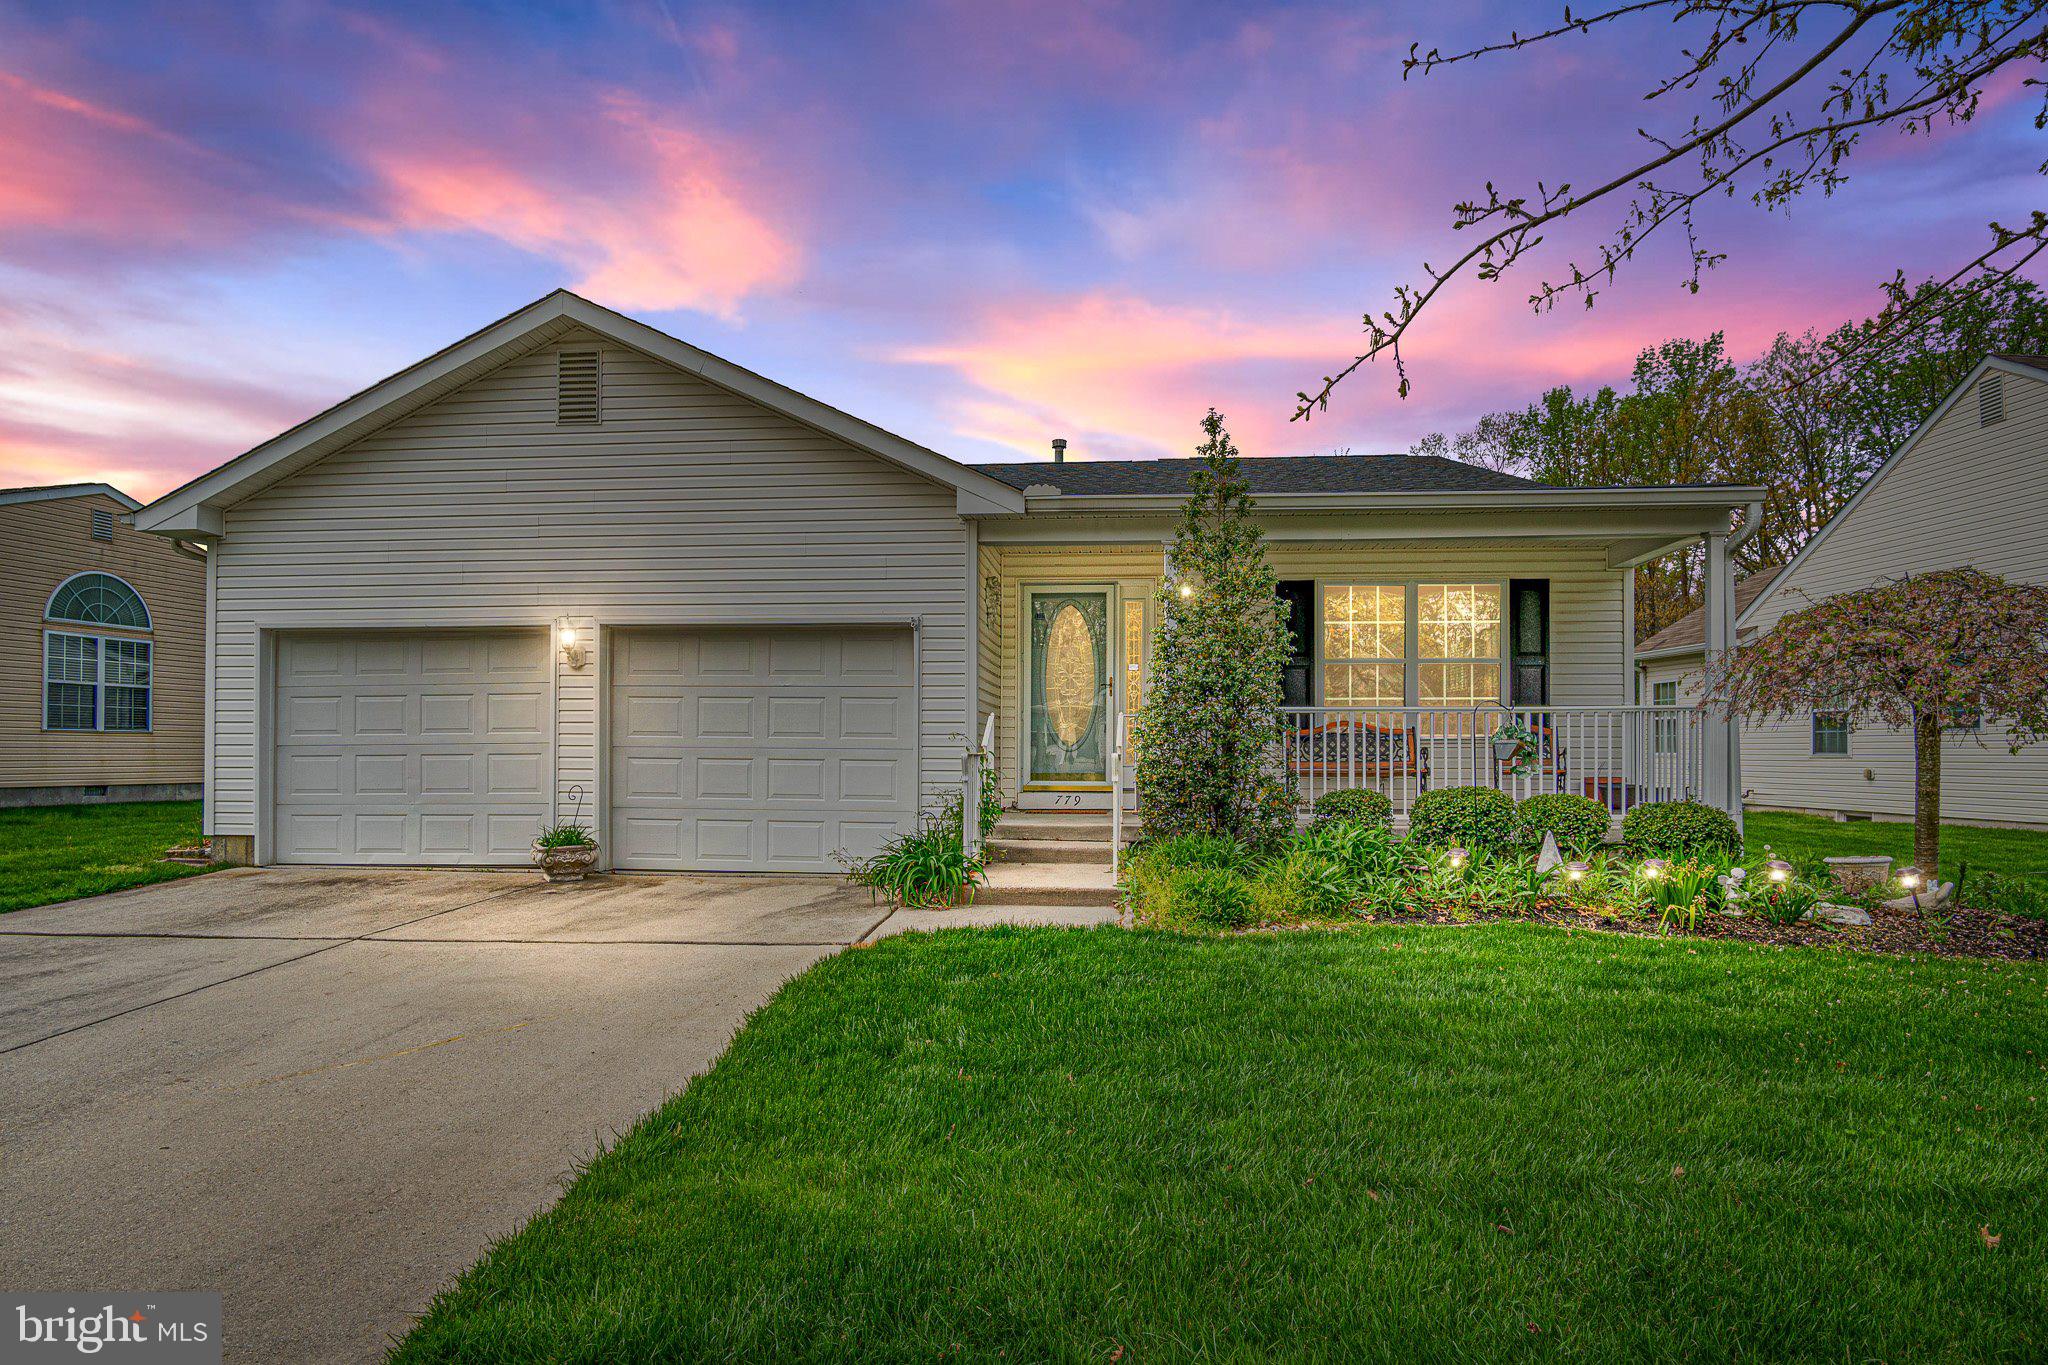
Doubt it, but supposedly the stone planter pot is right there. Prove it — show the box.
[1824,855,1892,896]
[533,840,599,883]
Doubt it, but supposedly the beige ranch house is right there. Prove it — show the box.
[137,292,1758,871]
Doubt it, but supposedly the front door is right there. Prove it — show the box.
[1027,589,1111,785]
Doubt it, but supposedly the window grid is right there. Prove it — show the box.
[44,632,151,732]
[1652,681,1679,753]
[1417,583,1503,709]
[1320,585,1406,706]
[46,572,150,629]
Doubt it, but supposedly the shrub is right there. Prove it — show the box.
[1621,800,1741,858]
[1169,867,1258,929]
[1130,833,1253,875]
[1515,792,1611,855]
[1406,786,1518,852]
[1965,871,2048,919]
[1309,788,1393,831]
[843,819,983,908]
[1296,820,1405,879]
[1251,849,1357,922]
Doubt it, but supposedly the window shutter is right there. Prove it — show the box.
[90,507,114,541]
[1979,371,2005,427]
[557,349,601,424]
[1508,578,1550,706]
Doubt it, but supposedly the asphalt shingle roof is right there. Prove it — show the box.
[975,453,1547,496]
[1991,353,2048,375]
[1635,568,1783,655]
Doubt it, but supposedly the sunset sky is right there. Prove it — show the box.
[0,1,2036,501]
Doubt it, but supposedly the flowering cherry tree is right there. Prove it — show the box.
[1709,568,2048,876]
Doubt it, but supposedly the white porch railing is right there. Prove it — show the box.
[1277,705,1708,822]
[962,711,996,860]
[1109,711,1127,877]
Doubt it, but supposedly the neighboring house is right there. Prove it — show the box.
[136,291,1758,870]
[1634,568,1783,705]
[1634,354,2048,830]
[1,483,206,807]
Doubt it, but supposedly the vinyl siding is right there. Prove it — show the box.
[982,538,1627,801]
[207,329,971,853]
[0,492,205,790]
[1734,365,2048,827]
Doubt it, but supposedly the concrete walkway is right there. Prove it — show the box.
[0,868,1114,1361]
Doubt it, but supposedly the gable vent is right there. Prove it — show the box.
[1979,370,2005,427]
[89,507,114,541]
[557,349,602,424]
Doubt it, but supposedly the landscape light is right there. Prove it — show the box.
[1178,581,1194,599]
[1564,861,1590,882]
[1897,866,1923,890]
[1640,858,1669,880]
[1446,847,1468,870]
[1765,859,1793,884]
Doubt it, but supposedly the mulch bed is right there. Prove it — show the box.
[1355,898,2048,962]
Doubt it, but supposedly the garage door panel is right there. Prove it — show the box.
[610,627,917,872]
[272,631,549,866]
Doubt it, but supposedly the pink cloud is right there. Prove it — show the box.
[362,93,802,318]
[895,292,1361,459]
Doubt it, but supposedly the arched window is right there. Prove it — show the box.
[43,573,152,732]
[46,572,152,630]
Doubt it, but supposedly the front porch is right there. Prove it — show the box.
[971,530,1743,827]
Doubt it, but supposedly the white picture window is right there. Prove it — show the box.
[1417,583,1503,708]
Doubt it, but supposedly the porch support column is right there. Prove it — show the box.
[1701,530,1741,830]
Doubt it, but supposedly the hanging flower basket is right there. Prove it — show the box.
[1490,720,1542,777]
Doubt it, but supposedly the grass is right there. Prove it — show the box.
[0,799,211,914]
[395,925,2047,1362]
[1747,809,2048,886]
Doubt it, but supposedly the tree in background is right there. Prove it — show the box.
[1135,411,1297,848]
[1296,2,2047,417]
[1710,569,2048,876]
[1419,275,2048,635]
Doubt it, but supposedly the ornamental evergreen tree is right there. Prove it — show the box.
[1134,409,1296,847]
[1709,568,2048,877]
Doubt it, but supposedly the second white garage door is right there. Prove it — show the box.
[609,627,918,872]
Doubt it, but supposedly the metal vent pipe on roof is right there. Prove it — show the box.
[1051,437,1067,463]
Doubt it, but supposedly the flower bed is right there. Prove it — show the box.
[1120,795,2048,961]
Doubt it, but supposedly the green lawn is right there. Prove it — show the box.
[0,800,212,914]
[395,925,2047,1362]
[1746,809,2048,884]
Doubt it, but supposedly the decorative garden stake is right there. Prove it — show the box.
[1710,568,2048,878]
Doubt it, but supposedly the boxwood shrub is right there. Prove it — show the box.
[1621,799,1742,858]
[1515,792,1612,855]
[1308,788,1394,831]
[1406,785,1518,852]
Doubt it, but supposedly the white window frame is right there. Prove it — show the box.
[1313,578,1510,709]
[44,630,153,733]
[1811,710,1850,756]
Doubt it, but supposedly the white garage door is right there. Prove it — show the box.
[272,631,550,865]
[610,627,918,872]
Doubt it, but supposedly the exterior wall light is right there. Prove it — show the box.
[557,620,588,669]
[1640,858,1669,879]
[1765,859,1793,884]
[1446,847,1468,869]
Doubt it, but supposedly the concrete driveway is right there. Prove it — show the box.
[0,868,1110,1362]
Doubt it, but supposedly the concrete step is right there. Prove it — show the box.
[991,812,1138,843]
[986,836,1113,866]
[975,862,1121,907]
